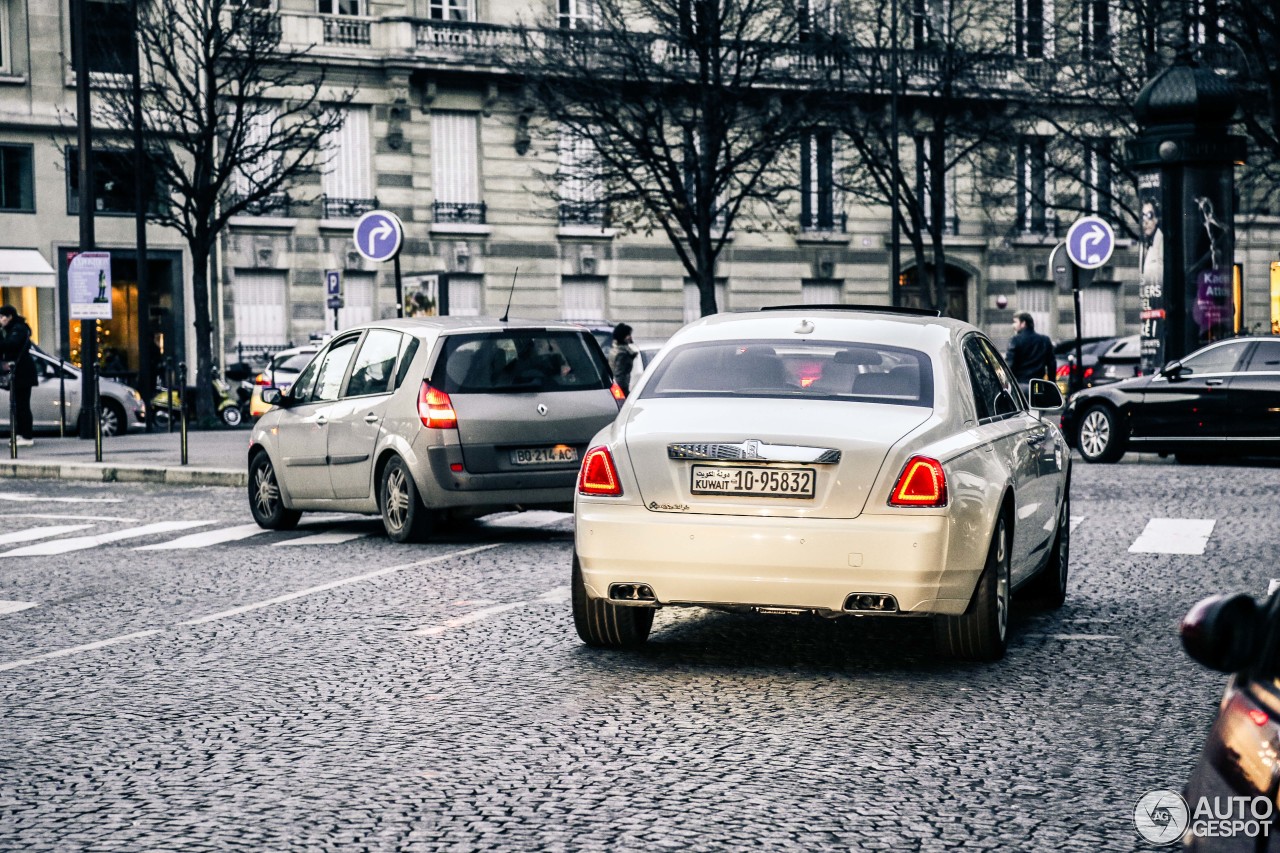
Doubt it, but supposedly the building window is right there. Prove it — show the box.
[1081,283,1117,337]
[915,135,956,234]
[802,279,843,305]
[1015,0,1046,58]
[0,145,34,212]
[67,147,153,215]
[559,130,606,226]
[1016,137,1049,234]
[71,0,133,74]
[229,107,291,217]
[1085,139,1112,220]
[684,279,727,322]
[1015,281,1054,337]
[1081,0,1110,60]
[801,130,843,232]
[798,0,835,42]
[1189,0,1225,44]
[0,1,10,73]
[322,107,375,219]
[447,275,483,316]
[318,0,363,14]
[432,112,484,224]
[561,277,607,323]
[559,0,594,29]
[431,0,473,21]
[336,273,374,330]
[912,0,948,47]
[233,271,288,348]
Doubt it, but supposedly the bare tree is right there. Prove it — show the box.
[825,0,1026,315]
[94,0,349,421]
[505,0,817,316]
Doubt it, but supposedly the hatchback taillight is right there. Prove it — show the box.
[254,373,272,386]
[888,456,947,507]
[418,383,457,429]
[609,382,625,406]
[578,446,622,496]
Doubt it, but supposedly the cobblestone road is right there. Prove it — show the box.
[1,457,1276,851]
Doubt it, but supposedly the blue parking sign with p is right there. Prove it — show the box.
[326,269,342,297]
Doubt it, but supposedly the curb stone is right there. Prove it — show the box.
[0,461,246,488]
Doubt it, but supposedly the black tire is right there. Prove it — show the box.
[380,456,433,543]
[1025,491,1069,608]
[1076,404,1126,463]
[934,515,1011,662]
[221,405,243,428]
[572,555,654,648]
[248,452,301,530]
[99,400,126,437]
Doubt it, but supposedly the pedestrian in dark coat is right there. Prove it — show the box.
[1005,312,1055,397]
[608,322,638,396]
[0,305,37,445]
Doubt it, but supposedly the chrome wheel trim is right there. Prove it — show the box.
[385,466,410,531]
[254,462,280,518]
[995,522,1009,641]
[1079,410,1110,458]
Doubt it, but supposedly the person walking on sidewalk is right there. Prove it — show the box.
[0,305,37,447]
[608,322,638,396]
[1005,311,1055,400]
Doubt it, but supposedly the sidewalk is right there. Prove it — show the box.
[0,428,250,488]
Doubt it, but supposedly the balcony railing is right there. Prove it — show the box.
[559,201,609,227]
[322,195,378,219]
[227,193,291,217]
[434,201,487,224]
[800,211,848,233]
[323,16,372,46]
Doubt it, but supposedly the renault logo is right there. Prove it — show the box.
[537,404,548,416]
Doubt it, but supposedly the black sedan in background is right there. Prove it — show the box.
[1062,335,1280,463]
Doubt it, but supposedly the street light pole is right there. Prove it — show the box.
[889,0,901,298]
[72,0,98,440]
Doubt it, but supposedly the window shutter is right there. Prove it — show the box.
[337,273,375,329]
[1016,282,1054,337]
[324,107,371,200]
[1081,285,1118,337]
[432,112,480,204]
[561,278,607,323]
[233,271,288,347]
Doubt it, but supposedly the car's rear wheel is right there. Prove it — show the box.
[1025,492,1069,608]
[934,515,1010,662]
[380,456,433,543]
[1077,404,1126,463]
[249,452,301,530]
[572,555,653,648]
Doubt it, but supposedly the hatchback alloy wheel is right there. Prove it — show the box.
[248,452,301,530]
[380,456,433,543]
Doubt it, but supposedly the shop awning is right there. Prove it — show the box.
[0,249,56,288]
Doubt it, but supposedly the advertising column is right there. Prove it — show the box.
[1182,166,1236,351]
[1137,172,1166,376]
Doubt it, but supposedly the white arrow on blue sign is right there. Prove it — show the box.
[1064,215,1115,270]
[353,210,404,263]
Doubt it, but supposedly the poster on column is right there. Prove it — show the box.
[1137,172,1165,376]
[68,251,113,320]
[1183,166,1235,350]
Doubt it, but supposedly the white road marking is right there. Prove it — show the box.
[0,545,505,672]
[1270,579,1280,597]
[0,524,93,545]
[135,523,268,551]
[1025,634,1121,641]
[0,520,219,558]
[412,586,570,637]
[1070,515,1085,532]
[479,511,572,529]
[182,544,503,626]
[0,630,162,672]
[1129,518,1216,555]
[0,492,122,504]
[0,600,37,616]
[7,513,139,522]
[273,529,371,547]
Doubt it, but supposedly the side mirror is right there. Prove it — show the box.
[261,387,283,406]
[1028,378,1064,410]
[1180,593,1262,673]
[1160,360,1184,379]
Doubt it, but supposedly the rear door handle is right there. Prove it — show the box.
[1206,378,1225,386]
[364,413,379,424]
[315,415,328,425]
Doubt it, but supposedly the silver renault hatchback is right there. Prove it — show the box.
[248,318,622,542]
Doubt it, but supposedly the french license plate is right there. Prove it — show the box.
[690,465,816,499]
[510,445,578,465]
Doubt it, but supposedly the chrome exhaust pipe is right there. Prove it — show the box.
[842,593,899,614]
[609,583,656,603]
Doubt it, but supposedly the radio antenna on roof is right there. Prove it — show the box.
[499,266,519,324]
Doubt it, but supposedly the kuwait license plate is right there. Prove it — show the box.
[690,465,816,498]
[510,445,578,465]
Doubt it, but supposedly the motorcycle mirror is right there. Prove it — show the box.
[1180,593,1263,673]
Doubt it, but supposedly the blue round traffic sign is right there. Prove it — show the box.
[353,210,404,263]
[1064,215,1115,270]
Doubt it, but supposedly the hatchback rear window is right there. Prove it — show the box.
[640,340,934,407]
[273,352,317,373]
[433,330,611,393]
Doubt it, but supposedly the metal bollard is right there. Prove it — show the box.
[59,361,66,438]
[8,361,16,460]
[93,358,102,463]
[178,362,188,466]
[166,359,174,434]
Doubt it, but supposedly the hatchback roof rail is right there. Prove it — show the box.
[758,304,943,317]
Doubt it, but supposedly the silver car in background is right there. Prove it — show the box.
[248,318,623,542]
[0,347,146,436]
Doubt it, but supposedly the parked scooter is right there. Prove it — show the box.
[151,375,243,427]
